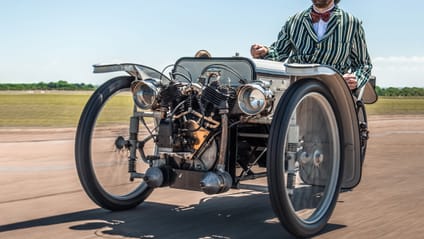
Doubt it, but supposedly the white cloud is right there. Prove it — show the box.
[373,56,424,63]
[371,56,424,87]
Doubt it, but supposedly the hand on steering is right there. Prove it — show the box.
[343,73,358,90]
[250,44,268,59]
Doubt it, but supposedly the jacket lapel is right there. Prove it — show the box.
[321,7,342,41]
[302,8,319,42]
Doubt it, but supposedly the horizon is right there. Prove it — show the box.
[2,81,424,90]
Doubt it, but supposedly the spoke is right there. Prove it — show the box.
[90,89,151,198]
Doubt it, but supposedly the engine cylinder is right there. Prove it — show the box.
[202,85,229,107]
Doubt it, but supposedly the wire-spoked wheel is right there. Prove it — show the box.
[267,79,344,237]
[75,76,154,211]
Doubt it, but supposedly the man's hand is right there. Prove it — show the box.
[250,44,268,59]
[343,73,358,90]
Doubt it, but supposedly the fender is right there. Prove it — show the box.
[92,63,169,82]
[284,63,362,189]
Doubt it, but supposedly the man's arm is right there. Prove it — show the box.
[264,21,292,62]
[350,23,373,89]
[251,20,292,61]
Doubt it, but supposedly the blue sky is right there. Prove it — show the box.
[1,0,423,87]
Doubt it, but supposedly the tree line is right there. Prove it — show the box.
[0,81,424,96]
[0,81,96,91]
[375,86,424,97]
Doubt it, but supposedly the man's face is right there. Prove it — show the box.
[312,0,334,8]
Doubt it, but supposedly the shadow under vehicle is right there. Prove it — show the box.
[75,56,377,238]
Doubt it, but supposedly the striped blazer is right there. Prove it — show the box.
[265,6,372,88]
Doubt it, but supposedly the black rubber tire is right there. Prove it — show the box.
[267,79,344,238]
[356,100,368,163]
[75,76,153,211]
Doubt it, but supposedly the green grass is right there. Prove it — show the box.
[0,92,133,127]
[0,92,423,128]
[366,97,424,115]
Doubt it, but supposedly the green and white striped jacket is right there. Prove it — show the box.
[265,6,372,88]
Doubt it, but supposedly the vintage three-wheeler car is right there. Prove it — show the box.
[75,56,377,237]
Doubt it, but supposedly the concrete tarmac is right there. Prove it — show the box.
[0,115,424,238]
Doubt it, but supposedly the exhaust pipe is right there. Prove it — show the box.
[200,112,232,195]
[200,170,232,195]
[144,166,175,188]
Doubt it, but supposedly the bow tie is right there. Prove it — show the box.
[311,10,331,23]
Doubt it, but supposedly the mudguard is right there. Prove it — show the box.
[251,60,363,189]
[283,63,362,189]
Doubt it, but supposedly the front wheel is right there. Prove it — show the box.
[75,76,154,211]
[267,80,344,237]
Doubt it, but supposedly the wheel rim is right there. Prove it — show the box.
[282,92,340,224]
[89,89,154,199]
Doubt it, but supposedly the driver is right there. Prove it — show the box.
[251,0,372,90]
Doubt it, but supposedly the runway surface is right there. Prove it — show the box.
[1,115,424,238]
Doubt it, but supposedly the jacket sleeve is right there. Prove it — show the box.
[264,20,292,62]
[351,22,373,89]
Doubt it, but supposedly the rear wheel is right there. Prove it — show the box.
[75,76,154,210]
[267,80,344,237]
